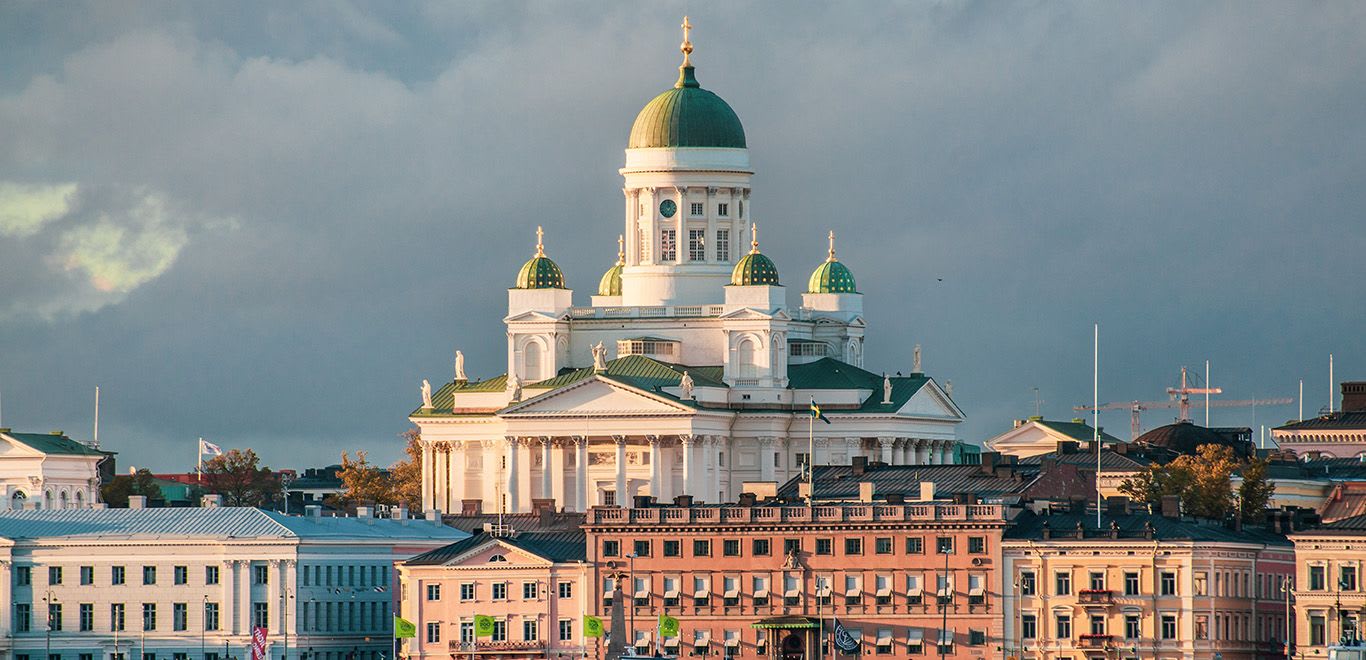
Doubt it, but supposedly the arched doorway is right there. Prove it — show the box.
[780,632,805,660]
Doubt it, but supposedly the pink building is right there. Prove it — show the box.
[397,529,591,660]
[583,497,1010,660]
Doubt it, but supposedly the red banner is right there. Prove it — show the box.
[251,626,269,660]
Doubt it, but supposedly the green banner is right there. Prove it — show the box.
[659,614,679,638]
[393,616,417,639]
[584,615,604,638]
[474,615,496,638]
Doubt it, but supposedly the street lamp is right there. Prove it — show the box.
[627,552,638,650]
[44,590,58,660]
[202,596,209,660]
[1282,576,1294,660]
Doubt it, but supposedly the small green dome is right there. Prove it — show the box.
[807,231,858,293]
[514,227,566,289]
[628,66,746,149]
[732,252,779,286]
[598,263,623,296]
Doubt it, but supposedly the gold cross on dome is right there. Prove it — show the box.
[828,230,837,260]
[536,225,545,256]
[680,16,694,66]
[617,234,625,263]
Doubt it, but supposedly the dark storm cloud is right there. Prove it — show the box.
[0,1,1361,470]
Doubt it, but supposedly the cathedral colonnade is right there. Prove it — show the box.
[420,434,956,514]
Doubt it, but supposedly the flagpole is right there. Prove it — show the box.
[808,399,815,504]
[198,437,203,483]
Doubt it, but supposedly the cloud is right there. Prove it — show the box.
[0,182,77,237]
[57,191,186,294]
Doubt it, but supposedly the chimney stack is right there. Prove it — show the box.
[858,482,876,503]
[201,494,223,508]
[128,495,147,509]
[919,481,936,502]
[1160,495,1181,519]
[979,452,999,475]
[852,456,868,476]
[305,505,322,518]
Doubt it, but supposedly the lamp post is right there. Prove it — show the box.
[202,596,209,660]
[1283,576,1294,660]
[627,553,638,650]
[44,590,58,660]
[283,588,295,660]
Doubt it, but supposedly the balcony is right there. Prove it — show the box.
[588,503,1006,525]
[1079,589,1115,605]
[1077,635,1112,649]
[449,641,547,655]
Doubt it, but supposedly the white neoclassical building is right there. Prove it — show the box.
[410,19,970,515]
[0,430,110,510]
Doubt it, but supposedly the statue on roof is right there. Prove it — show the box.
[507,373,522,401]
[592,342,608,372]
[420,379,433,409]
[913,344,922,373]
[946,380,954,398]
[680,371,695,400]
[455,350,467,382]
[882,373,893,405]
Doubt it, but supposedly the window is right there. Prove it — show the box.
[16,565,32,585]
[1089,572,1106,591]
[969,630,986,646]
[816,538,833,555]
[15,603,31,632]
[115,565,131,585]
[174,566,188,585]
[718,203,729,217]
[460,583,475,601]
[875,538,893,555]
[1021,614,1037,639]
[723,539,741,557]
[693,540,711,557]
[968,537,985,554]
[1090,614,1106,635]
[937,537,954,554]
[49,566,63,585]
[1309,565,1326,591]
[1161,615,1177,640]
[663,540,681,557]
[110,604,125,631]
[688,229,705,261]
[558,581,572,598]
[1019,571,1036,596]
[602,540,620,557]
[1124,572,1140,596]
[783,538,801,555]
[633,540,651,557]
[1311,614,1327,646]
[251,603,267,629]
[523,619,539,641]
[1343,566,1358,591]
[143,566,157,585]
[1056,614,1072,640]
[906,537,924,554]
[80,566,93,585]
[844,575,862,605]
[48,603,63,631]
[426,622,440,644]
[716,229,730,261]
[845,538,863,555]
[1125,614,1140,639]
[459,622,475,644]
[173,603,187,631]
[556,618,573,641]
[79,604,93,631]
[143,603,157,631]
[492,582,508,600]
[747,538,769,556]
[205,603,219,631]
[523,582,538,600]
[660,229,676,262]
[1160,571,1177,596]
[426,584,441,601]
[492,620,507,642]
[1055,572,1071,596]
[690,202,704,216]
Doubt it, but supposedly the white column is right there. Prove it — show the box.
[614,436,628,506]
[221,560,234,636]
[916,440,930,465]
[648,436,663,499]
[421,441,432,510]
[928,441,942,465]
[551,440,567,510]
[0,560,11,634]
[236,560,251,635]
[680,435,696,497]
[574,436,588,512]
[878,437,894,464]
[506,437,521,513]
[481,439,499,512]
[814,437,828,466]
[846,437,861,464]
[268,559,282,632]
[759,437,776,482]
[540,437,553,500]
[940,441,955,465]
[442,444,454,512]
[450,441,466,506]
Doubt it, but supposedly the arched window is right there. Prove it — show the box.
[489,554,508,563]
[523,341,543,381]
[74,490,85,508]
[43,490,52,509]
[11,491,26,508]
[735,338,759,380]
[58,491,68,509]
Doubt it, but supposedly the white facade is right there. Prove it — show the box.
[0,431,107,511]
[411,28,971,515]
[0,506,466,660]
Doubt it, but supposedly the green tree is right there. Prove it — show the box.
[200,448,281,507]
[390,428,423,510]
[1238,456,1277,522]
[1119,444,1271,521]
[100,468,164,507]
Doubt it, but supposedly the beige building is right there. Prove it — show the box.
[1289,513,1366,660]
[1003,502,1294,660]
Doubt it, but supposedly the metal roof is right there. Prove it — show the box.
[0,508,467,542]
[775,464,1034,502]
[405,529,586,566]
[1275,411,1366,432]
[1005,510,1291,545]
[2,431,107,457]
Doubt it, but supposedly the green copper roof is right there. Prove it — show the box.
[3,431,107,457]
[731,250,779,286]
[514,256,565,289]
[628,66,746,149]
[807,259,857,293]
[597,263,623,296]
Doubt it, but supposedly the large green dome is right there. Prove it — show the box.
[807,232,858,293]
[628,66,746,149]
[514,227,566,289]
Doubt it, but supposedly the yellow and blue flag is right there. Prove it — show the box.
[810,399,831,424]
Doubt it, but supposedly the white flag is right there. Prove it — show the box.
[199,439,223,456]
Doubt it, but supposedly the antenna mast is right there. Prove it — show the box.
[92,386,100,449]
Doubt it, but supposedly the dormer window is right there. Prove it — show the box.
[616,338,680,361]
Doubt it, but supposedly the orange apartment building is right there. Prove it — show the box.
[582,492,1011,660]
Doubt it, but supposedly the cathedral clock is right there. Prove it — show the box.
[659,199,677,218]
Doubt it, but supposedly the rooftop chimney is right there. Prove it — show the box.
[672,495,694,508]
[741,481,778,499]
[632,495,654,509]
[305,505,322,518]
[128,495,147,509]
[858,482,876,503]
[393,503,409,521]
[201,494,223,508]
[919,481,936,502]
[1343,381,1366,412]
[979,452,1000,475]
[425,508,441,523]
[1013,419,1026,429]
[1105,496,1129,516]
[1160,495,1181,519]
[738,492,757,507]
[356,506,374,522]
[852,456,868,476]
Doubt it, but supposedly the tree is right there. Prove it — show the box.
[200,448,281,507]
[1118,444,1274,521]
[101,468,163,507]
[390,428,423,510]
[336,428,424,510]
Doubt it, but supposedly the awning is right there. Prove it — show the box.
[876,631,892,645]
[603,589,617,597]
[784,588,800,598]
[755,588,770,598]
[752,617,819,630]
[725,639,740,648]
[937,588,952,596]
[664,589,679,598]
[724,588,740,598]
[694,589,710,598]
[634,589,650,599]
[663,639,680,648]
[907,630,924,642]
[907,587,924,596]
[939,630,954,644]
[845,588,861,597]
[969,586,985,596]
[817,586,832,597]
[876,587,892,597]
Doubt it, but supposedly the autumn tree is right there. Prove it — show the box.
[390,428,423,510]
[337,428,424,510]
[1119,444,1274,522]
[101,468,164,507]
[200,448,282,507]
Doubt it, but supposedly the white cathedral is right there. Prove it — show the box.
[411,20,967,514]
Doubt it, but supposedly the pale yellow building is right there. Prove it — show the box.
[1289,513,1366,660]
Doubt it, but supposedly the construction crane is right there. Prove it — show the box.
[1074,367,1293,439]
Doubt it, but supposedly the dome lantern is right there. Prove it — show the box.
[807,230,858,294]
[513,226,566,289]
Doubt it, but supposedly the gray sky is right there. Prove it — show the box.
[1,1,1362,472]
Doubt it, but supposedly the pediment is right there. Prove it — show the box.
[896,380,964,420]
[445,538,554,567]
[500,376,694,417]
[719,307,776,320]
[504,310,564,324]
[0,435,48,458]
